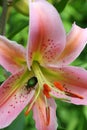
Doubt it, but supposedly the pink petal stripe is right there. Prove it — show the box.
[33,96,58,130]
[0,36,26,73]
[0,68,26,106]
[48,66,87,105]
[0,69,35,128]
[27,0,66,69]
[57,23,87,66]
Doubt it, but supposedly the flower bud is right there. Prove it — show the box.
[14,0,29,16]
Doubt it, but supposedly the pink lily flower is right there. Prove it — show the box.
[0,0,87,130]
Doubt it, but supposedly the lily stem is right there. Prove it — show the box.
[0,0,8,35]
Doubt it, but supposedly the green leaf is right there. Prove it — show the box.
[3,112,25,130]
[0,0,3,6]
[0,66,6,82]
[7,20,28,39]
[0,75,5,83]
[53,0,70,12]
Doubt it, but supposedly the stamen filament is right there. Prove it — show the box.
[32,62,47,88]
[25,86,40,116]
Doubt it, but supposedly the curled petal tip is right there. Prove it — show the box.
[58,23,87,65]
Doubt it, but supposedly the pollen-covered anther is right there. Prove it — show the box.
[46,106,50,126]
[53,81,65,91]
[65,91,84,99]
[43,84,51,98]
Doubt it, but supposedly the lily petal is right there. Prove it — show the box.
[0,69,35,128]
[27,0,66,69]
[0,36,26,73]
[44,66,87,105]
[33,96,58,130]
[58,23,87,65]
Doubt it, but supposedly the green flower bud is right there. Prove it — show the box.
[14,0,29,16]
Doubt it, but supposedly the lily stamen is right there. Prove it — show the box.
[53,81,65,91]
[43,84,51,98]
[25,104,32,116]
[54,81,84,99]
[25,85,40,116]
[65,91,84,99]
[46,106,50,126]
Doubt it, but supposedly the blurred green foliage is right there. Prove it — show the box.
[0,0,87,130]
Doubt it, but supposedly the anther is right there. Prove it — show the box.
[54,81,64,91]
[53,81,84,99]
[43,84,51,98]
[65,91,84,99]
[46,106,50,125]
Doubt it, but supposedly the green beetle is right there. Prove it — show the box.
[26,76,38,90]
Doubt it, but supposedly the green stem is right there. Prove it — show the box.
[0,0,13,35]
[0,0,8,35]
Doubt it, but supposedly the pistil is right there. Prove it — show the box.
[32,62,46,89]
